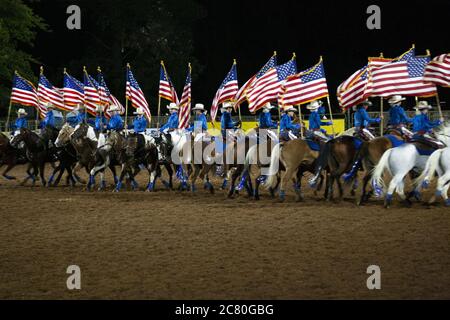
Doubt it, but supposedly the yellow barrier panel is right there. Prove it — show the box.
[207,119,346,134]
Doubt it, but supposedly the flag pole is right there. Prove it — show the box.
[426,49,444,121]
[297,104,304,139]
[6,98,13,133]
[157,60,164,129]
[125,63,130,129]
[378,52,384,136]
[320,56,335,135]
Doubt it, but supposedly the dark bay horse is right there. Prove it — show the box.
[10,128,55,186]
[0,132,29,180]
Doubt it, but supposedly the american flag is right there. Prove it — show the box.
[423,53,450,87]
[233,53,277,107]
[37,71,65,117]
[178,64,192,129]
[63,71,85,109]
[337,56,391,110]
[97,68,124,118]
[280,58,329,106]
[83,71,101,116]
[126,65,151,121]
[211,61,238,122]
[159,62,179,104]
[366,48,437,97]
[246,58,297,113]
[11,73,39,108]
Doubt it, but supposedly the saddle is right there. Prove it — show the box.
[410,135,445,155]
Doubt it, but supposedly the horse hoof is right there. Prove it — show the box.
[445,199,450,207]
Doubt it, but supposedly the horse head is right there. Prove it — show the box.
[10,128,30,148]
[435,121,450,146]
[55,124,74,148]
[125,135,138,157]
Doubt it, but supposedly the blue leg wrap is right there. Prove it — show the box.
[422,179,430,189]
[146,182,154,191]
[131,180,139,190]
[191,184,197,192]
[48,174,55,185]
[279,190,286,201]
[221,179,228,189]
[115,181,122,191]
[445,199,450,207]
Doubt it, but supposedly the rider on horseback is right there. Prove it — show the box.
[74,104,88,125]
[412,101,443,148]
[387,95,413,138]
[159,102,179,161]
[279,105,300,141]
[187,103,208,140]
[306,100,332,142]
[40,103,56,129]
[11,108,28,133]
[220,101,240,141]
[258,103,278,130]
[94,105,108,133]
[107,105,124,131]
[354,100,381,141]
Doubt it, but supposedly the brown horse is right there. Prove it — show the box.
[0,132,31,181]
[265,139,318,202]
[181,133,216,193]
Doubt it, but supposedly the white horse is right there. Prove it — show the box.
[371,122,450,208]
[414,146,450,206]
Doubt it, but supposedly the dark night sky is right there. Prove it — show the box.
[30,0,450,114]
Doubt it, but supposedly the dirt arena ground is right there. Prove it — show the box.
[0,165,449,300]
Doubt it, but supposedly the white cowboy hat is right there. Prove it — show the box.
[17,108,27,116]
[192,103,205,111]
[133,107,145,115]
[108,104,120,112]
[95,104,104,113]
[306,100,323,110]
[46,102,55,109]
[284,105,297,113]
[360,100,373,107]
[388,95,406,105]
[263,102,275,110]
[220,101,234,112]
[167,102,179,110]
[416,100,432,110]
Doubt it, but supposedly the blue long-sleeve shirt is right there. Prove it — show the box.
[94,115,108,131]
[75,112,87,125]
[160,112,179,132]
[388,105,413,126]
[129,116,147,133]
[354,108,379,128]
[308,111,330,130]
[40,111,55,128]
[258,112,278,129]
[187,113,208,132]
[13,117,28,130]
[107,114,124,131]
[220,112,238,137]
[280,114,300,131]
[412,114,440,134]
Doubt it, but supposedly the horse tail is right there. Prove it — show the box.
[244,144,258,171]
[414,149,443,189]
[265,143,281,189]
[371,148,393,194]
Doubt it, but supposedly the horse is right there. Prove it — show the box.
[351,129,406,205]
[414,147,450,206]
[10,128,55,186]
[115,132,159,192]
[0,132,29,181]
[307,135,359,202]
[51,123,82,187]
[87,129,128,191]
[181,132,216,194]
[243,128,279,200]
[371,122,450,208]
[71,123,119,190]
[221,128,254,198]
[265,138,318,202]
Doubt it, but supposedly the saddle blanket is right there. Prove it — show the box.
[385,134,405,148]
[306,139,321,152]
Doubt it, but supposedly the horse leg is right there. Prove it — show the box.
[279,167,296,202]
[2,163,17,180]
[227,167,237,198]
[48,163,62,187]
[336,174,344,201]
[73,162,86,184]
[434,173,450,206]
[385,174,403,209]
[358,172,372,206]
[114,164,127,192]
[190,165,200,193]
[130,166,140,191]
[294,173,304,202]
[39,162,47,187]
[326,173,335,201]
